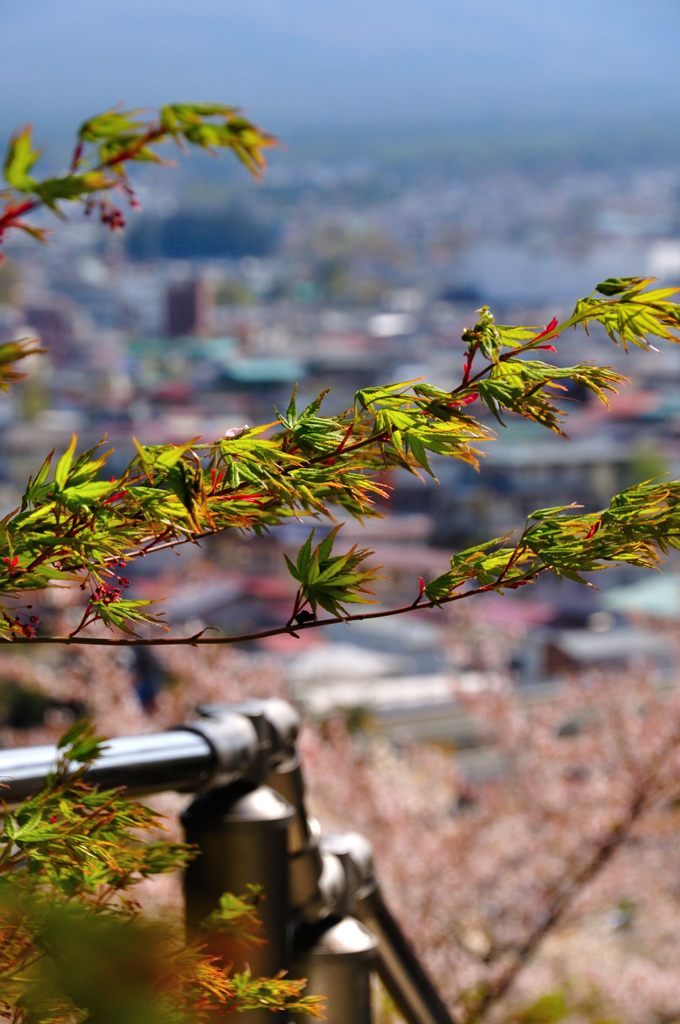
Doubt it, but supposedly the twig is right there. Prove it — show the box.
[0,568,546,647]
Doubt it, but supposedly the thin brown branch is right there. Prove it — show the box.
[0,568,546,647]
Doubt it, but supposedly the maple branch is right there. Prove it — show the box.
[0,568,546,647]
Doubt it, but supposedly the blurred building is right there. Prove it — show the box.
[23,303,77,367]
[165,277,213,337]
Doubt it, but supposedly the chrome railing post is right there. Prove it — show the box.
[321,832,454,1024]
[292,917,378,1024]
[181,782,295,979]
[181,706,295,1022]
[264,714,377,1023]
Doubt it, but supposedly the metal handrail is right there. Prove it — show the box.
[0,698,453,1024]
[0,712,259,803]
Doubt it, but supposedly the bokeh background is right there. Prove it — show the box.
[4,5,680,1021]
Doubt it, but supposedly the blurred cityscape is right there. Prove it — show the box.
[2,149,680,762]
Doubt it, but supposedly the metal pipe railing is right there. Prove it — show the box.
[0,698,454,1024]
[0,713,258,802]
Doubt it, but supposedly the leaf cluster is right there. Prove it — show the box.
[0,337,43,391]
[0,891,323,1023]
[285,525,379,618]
[475,358,624,434]
[0,722,191,901]
[201,884,266,947]
[424,480,680,602]
[572,277,680,351]
[0,724,323,1022]
[355,378,491,477]
[0,103,274,255]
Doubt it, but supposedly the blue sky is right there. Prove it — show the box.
[2,1,679,145]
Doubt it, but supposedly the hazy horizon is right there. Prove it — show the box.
[2,0,679,167]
